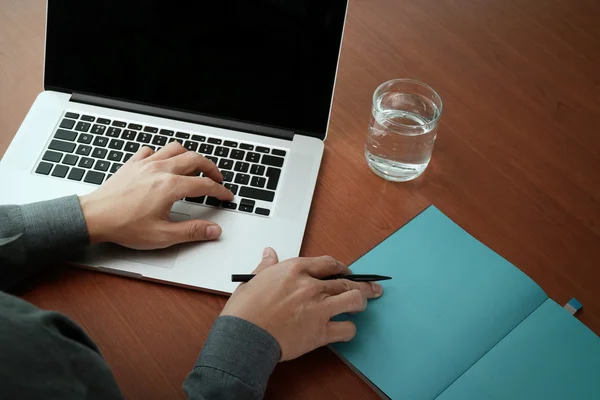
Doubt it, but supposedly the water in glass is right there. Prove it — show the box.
[365,81,442,182]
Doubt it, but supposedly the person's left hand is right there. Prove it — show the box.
[79,142,234,250]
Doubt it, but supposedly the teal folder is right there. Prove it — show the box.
[332,206,600,399]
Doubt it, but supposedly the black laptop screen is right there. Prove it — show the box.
[45,0,347,138]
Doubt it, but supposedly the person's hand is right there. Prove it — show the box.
[221,248,383,361]
[79,142,234,250]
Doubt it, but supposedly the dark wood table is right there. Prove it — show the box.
[2,0,600,398]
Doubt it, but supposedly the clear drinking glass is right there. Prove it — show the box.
[365,79,443,182]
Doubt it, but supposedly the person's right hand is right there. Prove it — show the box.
[221,248,383,361]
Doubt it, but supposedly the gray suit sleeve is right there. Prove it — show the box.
[0,195,89,290]
[184,316,281,400]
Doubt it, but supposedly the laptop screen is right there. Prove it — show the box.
[45,1,347,139]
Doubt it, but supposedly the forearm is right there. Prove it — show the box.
[184,316,280,400]
[0,195,89,290]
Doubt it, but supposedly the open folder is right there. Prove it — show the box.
[332,206,600,399]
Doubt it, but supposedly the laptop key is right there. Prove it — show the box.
[234,173,250,185]
[49,139,76,153]
[222,201,237,210]
[239,186,275,202]
[43,150,62,163]
[176,132,190,139]
[272,149,286,157]
[67,167,85,181]
[65,112,80,119]
[234,161,249,173]
[199,144,214,154]
[97,118,111,125]
[261,155,284,167]
[124,142,140,153]
[35,162,53,175]
[75,121,91,132]
[250,176,267,188]
[184,141,199,152]
[239,143,254,151]
[239,199,255,213]
[76,145,92,156]
[84,171,105,185]
[266,167,281,190]
[250,164,265,176]
[224,140,238,148]
[81,115,95,122]
[55,129,77,141]
[93,136,109,147]
[222,171,234,182]
[77,134,93,144]
[51,164,69,178]
[59,119,76,129]
[108,139,125,150]
[62,154,79,165]
[192,134,206,142]
[152,135,167,146]
[159,129,174,136]
[231,150,245,160]
[91,148,108,159]
[110,163,123,173]
[94,160,110,171]
[136,132,152,143]
[207,137,222,145]
[215,147,229,158]
[218,159,234,170]
[112,120,126,127]
[186,196,205,204]
[224,183,238,195]
[121,130,137,140]
[128,123,142,130]
[108,150,123,162]
[246,152,260,163]
[144,126,158,133]
[123,153,133,162]
[91,124,106,135]
[256,146,270,154]
[106,127,122,137]
[255,208,270,216]
[205,197,221,207]
[78,157,94,169]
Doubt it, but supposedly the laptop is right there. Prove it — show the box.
[0,0,348,294]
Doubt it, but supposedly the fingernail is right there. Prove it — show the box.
[262,247,273,258]
[205,225,222,239]
[372,283,383,296]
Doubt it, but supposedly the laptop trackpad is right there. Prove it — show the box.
[93,212,190,269]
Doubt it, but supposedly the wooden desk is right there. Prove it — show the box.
[2,0,600,398]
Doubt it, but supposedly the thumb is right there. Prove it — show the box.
[161,220,223,245]
[253,247,279,273]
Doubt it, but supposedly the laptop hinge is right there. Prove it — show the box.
[70,93,295,141]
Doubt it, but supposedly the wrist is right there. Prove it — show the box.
[78,194,113,244]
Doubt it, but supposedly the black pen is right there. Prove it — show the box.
[231,274,392,283]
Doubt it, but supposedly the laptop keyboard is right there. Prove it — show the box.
[34,112,288,217]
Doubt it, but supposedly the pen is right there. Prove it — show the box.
[231,274,392,283]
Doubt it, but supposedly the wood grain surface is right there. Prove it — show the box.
[1,0,600,399]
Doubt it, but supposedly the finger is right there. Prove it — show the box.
[324,289,368,317]
[160,151,223,182]
[299,256,349,279]
[159,219,223,246]
[147,141,187,161]
[172,176,234,201]
[322,279,383,299]
[324,321,357,344]
[252,247,280,273]
[129,145,155,162]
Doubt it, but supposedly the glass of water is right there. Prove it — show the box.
[365,79,443,182]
